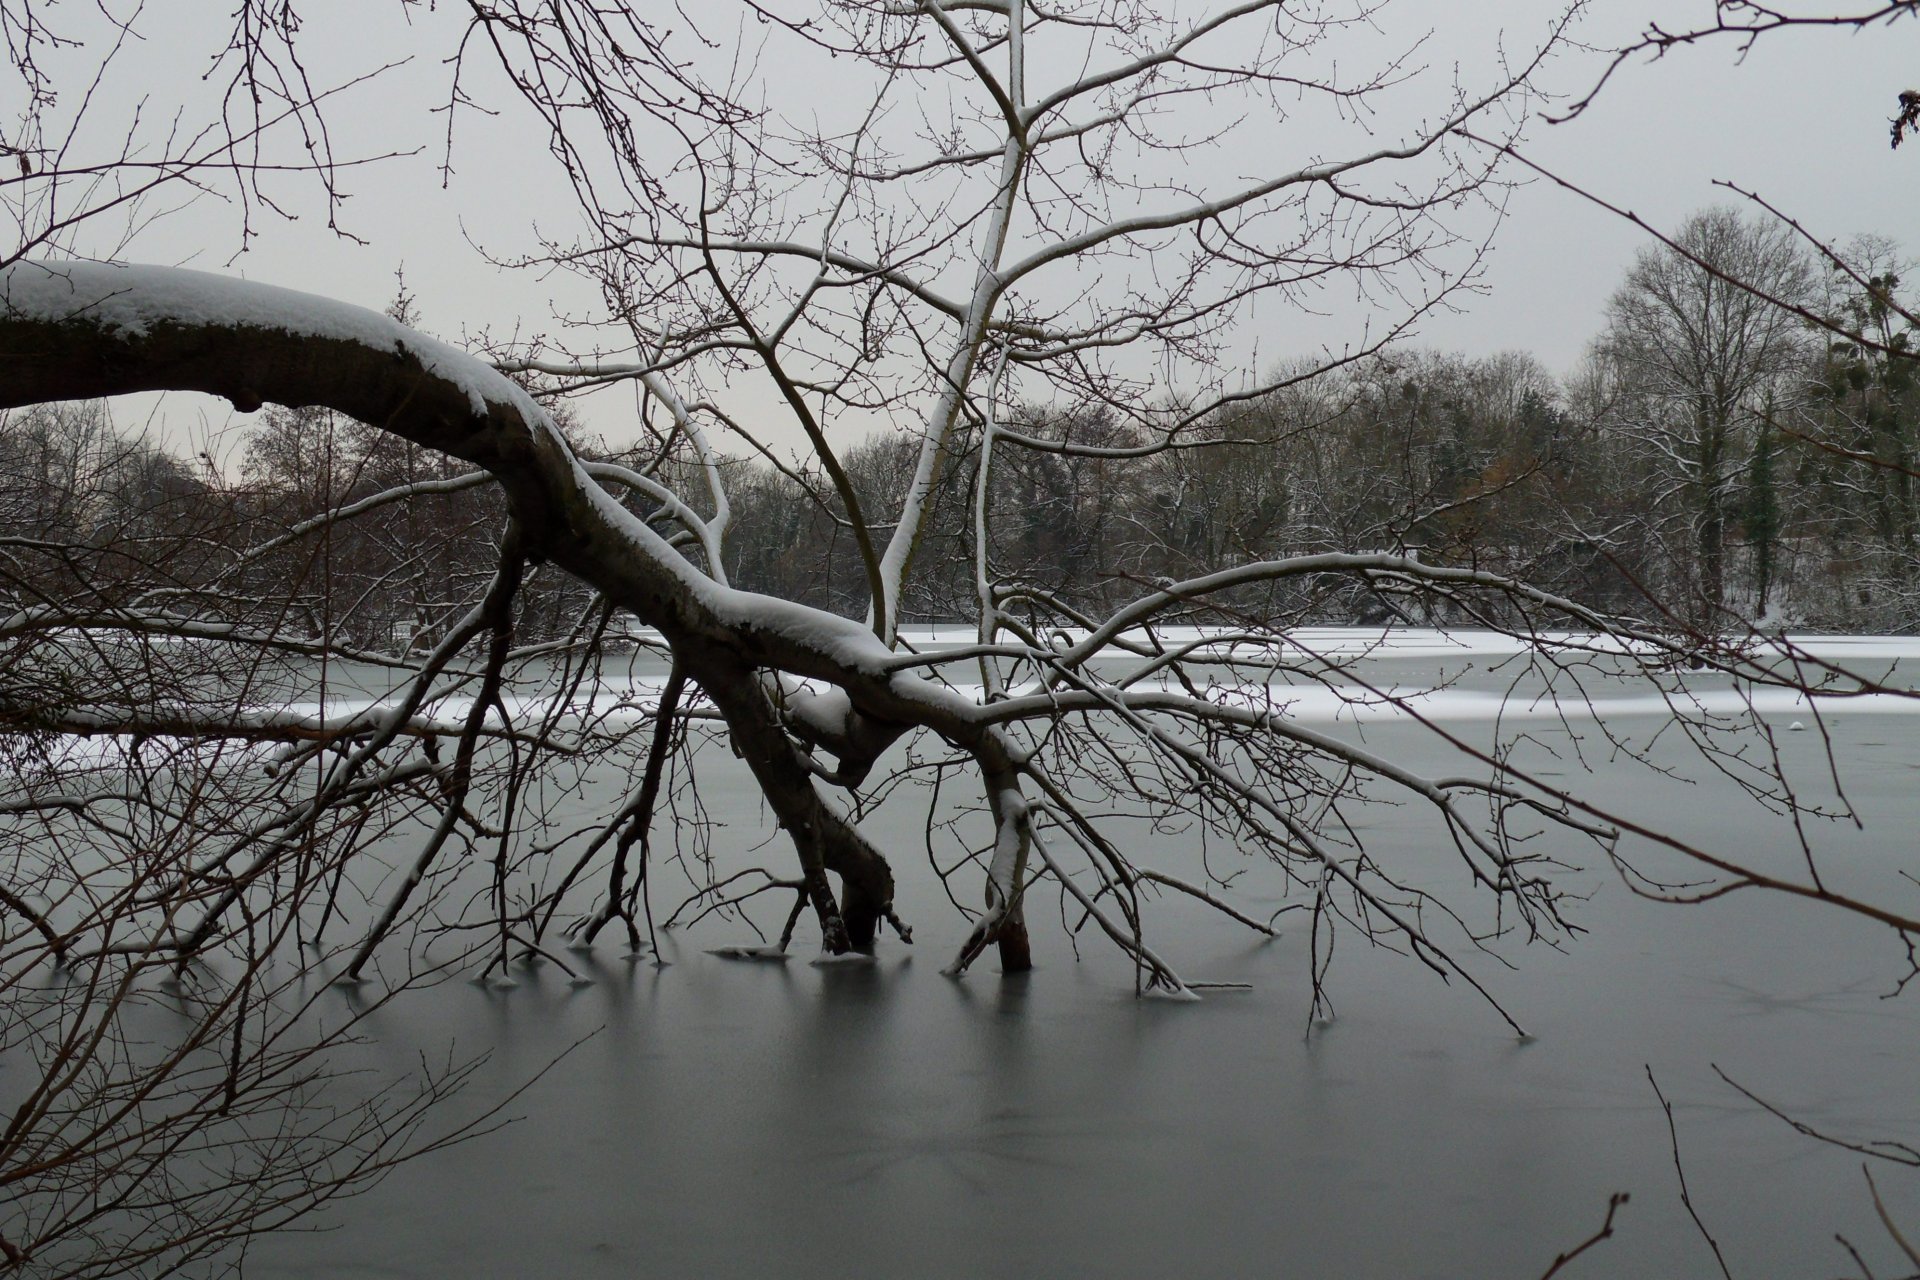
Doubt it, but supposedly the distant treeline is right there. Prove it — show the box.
[5,210,1915,643]
[721,212,1920,634]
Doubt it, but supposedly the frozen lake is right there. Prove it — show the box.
[231,635,1920,1279]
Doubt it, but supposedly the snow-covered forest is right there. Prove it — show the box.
[18,210,1910,646]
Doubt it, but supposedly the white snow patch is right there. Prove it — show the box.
[16,672,1918,781]
[809,951,877,967]
[1256,684,1920,724]
[2,260,544,420]
[708,945,790,962]
[895,624,1920,663]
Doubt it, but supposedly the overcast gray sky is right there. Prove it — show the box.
[1426,2,1915,368]
[27,1,1917,456]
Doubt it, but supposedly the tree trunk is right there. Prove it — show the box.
[996,910,1033,972]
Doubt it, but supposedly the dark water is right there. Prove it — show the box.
[243,655,1920,1279]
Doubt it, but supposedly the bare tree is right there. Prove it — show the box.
[1596,207,1816,622]
[7,1,1920,1270]
[0,0,1608,996]
[5,0,1917,1036]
